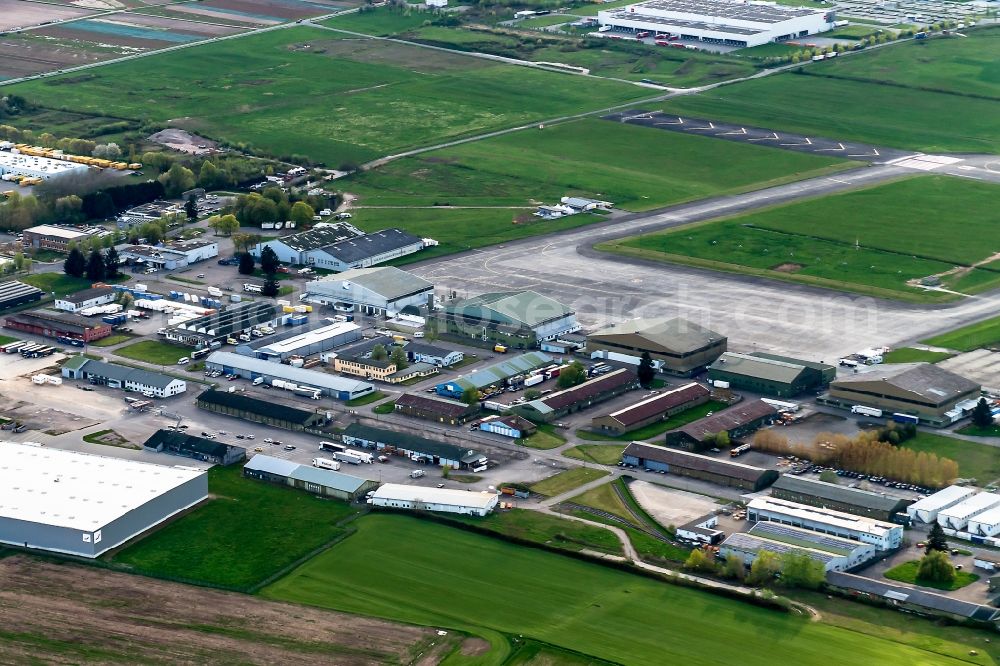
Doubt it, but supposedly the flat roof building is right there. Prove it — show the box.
[937,492,1000,531]
[513,368,639,422]
[0,441,207,558]
[205,351,375,401]
[432,291,579,349]
[708,352,836,398]
[0,280,43,311]
[623,442,778,491]
[369,483,498,516]
[304,266,434,317]
[394,392,482,425]
[0,151,90,180]
[22,224,109,252]
[54,286,117,313]
[722,521,877,572]
[167,302,278,346]
[770,475,912,523]
[244,454,377,502]
[827,572,1000,622]
[906,485,978,524]
[587,317,726,377]
[747,496,903,551]
[4,310,112,342]
[237,321,362,361]
[591,381,710,435]
[342,423,487,470]
[403,341,464,368]
[664,399,777,451]
[142,429,246,466]
[435,352,552,398]
[196,389,326,431]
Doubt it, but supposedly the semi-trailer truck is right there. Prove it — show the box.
[312,457,341,471]
[851,405,883,418]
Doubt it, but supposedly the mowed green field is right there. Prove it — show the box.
[263,514,978,665]
[922,314,1000,351]
[665,28,1000,153]
[607,176,1000,300]
[347,119,853,211]
[6,28,646,166]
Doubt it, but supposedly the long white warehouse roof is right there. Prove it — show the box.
[0,441,204,531]
[372,483,497,509]
[907,485,977,514]
[748,496,898,538]
[939,493,1000,521]
[205,351,373,394]
[258,321,360,355]
[968,505,1000,531]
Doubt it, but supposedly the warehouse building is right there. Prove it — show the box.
[62,357,187,397]
[394,393,481,425]
[968,506,1000,538]
[479,414,537,439]
[342,423,487,470]
[708,352,836,398]
[404,341,464,368]
[746,496,903,551]
[664,399,777,451]
[937,493,1000,531]
[252,226,425,271]
[54,286,117,313]
[369,484,498,516]
[243,454,377,502]
[119,239,218,270]
[587,317,726,377]
[721,522,877,573]
[675,514,724,545]
[770,475,911,523]
[512,368,639,422]
[205,351,375,400]
[142,429,246,466]
[0,280,42,311]
[821,363,981,427]
[0,151,90,180]
[166,302,279,346]
[431,291,579,349]
[597,0,835,48]
[0,441,207,558]
[827,572,1000,622]
[304,266,434,317]
[197,389,326,430]
[591,382,710,436]
[249,223,364,264]
[435,352,553,399]
[622,442,778,491]
[4,310,112,342]
[906,486,978,524]
[21,224,109,252]
[237,321,362,361]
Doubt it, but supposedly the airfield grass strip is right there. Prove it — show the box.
[794,68,1000,103]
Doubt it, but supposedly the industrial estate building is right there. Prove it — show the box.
[821,363,980,427]
[119,239,219,270]
[252,225,425,271]
[937,492,1000,531]
[512,368,638,422]
[967,505,1000,538]
[243,455,377,502]
[827,572,1000,623]
[342,423,488,470]
[0,280,42,311]
[587,317,726,376]
[62,356,187,397]
[4,310,112,342]
[590,382,710,435]
[622,442,778,491]
[54,286,117,313]
[236,321,362,361]
[394,392,482,425]
[142,429,246,466]
[0,150,90,179]
[746,496,903,551]
[21,224,109,252]
[0,441,207,558]
[435,352,552,398]
[664,399,777,451]
[770,475,911,523]
[196,390,326,431]
[165,302,279,346]
[907,486,978,524]
[205,351,375,400]
[304,266,434,316]
[403,341,464,368]
[721,522,877,573]
[369,484,498,516]
[431,291,579,349]
[707,352,836,398]
[479,414,537,439]
[597,0,835,48]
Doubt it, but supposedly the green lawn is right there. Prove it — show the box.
[902,432,1000,484]
[347,119,853,212]
[665,27,1000,153]
[577,400,729,441]
[521,424,566,450]
[18,273,95,297]
[345,391,386,407]
[89,334,134,348]
[882,348,954,364]
[324,6,435,35]
[0,335,19,346]
[529,467,609,497]
[562,444,625,465]
[569,482,634,524]
[922,315,1000,352]
[884,560,979,591]
[5,28,646,166]
[605,176,1000,301]
[445,508,623,555]
[956,424,1000,437]
[263,513,980,666]
[114,340,191,366]
[113,466,358,589]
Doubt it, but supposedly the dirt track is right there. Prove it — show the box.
[0,555,448,664]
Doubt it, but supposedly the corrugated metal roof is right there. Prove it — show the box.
[624,442,772,483]
[603,382,709,428]
[206,351,373,393]
[244,454,299,477]
[832,363,979,403]
[708,352,808,384]
[447,352,552,391]
[308,266,432,301]
[288,465,369,493]
[529,368,635,411]
[445,291,573,328]
[676,399,776,441]
[827,572,999,619]
[589,317,724,354]
[372,483,497,508]
[772,475,909,512]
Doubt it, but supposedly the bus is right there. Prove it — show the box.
[190,348,211,360]
[319,441,347,454]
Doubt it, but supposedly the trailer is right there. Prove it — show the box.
[319,441,347,454]
[2,341,25,354]
[333,451,363,465]
[311,457,341,471]
[891,412,919,425]
[851,405,883,418]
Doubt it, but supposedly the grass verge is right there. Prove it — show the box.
[529,467,609,497]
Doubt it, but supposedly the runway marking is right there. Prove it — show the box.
[780,137,812,146]
[814,143,846,152]
[747,133,780,141]
[848,149,880,158]
[718,127,747,136]
[891,154,961,170]
[687,122,715,131]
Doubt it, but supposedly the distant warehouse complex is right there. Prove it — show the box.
[598,0,835,48]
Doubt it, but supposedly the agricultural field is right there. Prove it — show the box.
[113,466,359,589]
[4,27,647,166]
[604,176,1000,301]
[445,508,624,556]
[346,119,852,212]
[665,27,1000,153]
[263,513,982,665]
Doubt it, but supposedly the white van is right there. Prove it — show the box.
[177,357,189,365]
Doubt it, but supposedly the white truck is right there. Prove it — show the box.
[312,457,341,471]
[851,405,883,418]
[252,377,264,386]
[207,286,223,297]
[334,450,374,465]
[409,469,426,479]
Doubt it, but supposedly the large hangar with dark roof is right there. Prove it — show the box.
[770,475,911,523]
[587,317,726,377]
[622,442,777,491]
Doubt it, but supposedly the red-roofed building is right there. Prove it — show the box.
[590,382,711,436]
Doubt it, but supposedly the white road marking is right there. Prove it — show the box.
[747,133,780,141]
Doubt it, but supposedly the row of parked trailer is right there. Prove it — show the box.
[1,341,56,357]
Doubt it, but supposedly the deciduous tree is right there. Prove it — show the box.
[918,550,955,584]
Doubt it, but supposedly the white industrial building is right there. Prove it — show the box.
[0,151,90,180]
[236,321,362,361]
[368,483,498,516]
[0,441,207,558]
[746,496,903,551]
[304,266,434,317]
[204,351,375,401]
[598,0,835,48]
[907,485,978,524]
[937,493,1000,531]
[252,224,426,271]
[967,505,1000,538]
[722,522,877,573]
[54,286,117,313]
